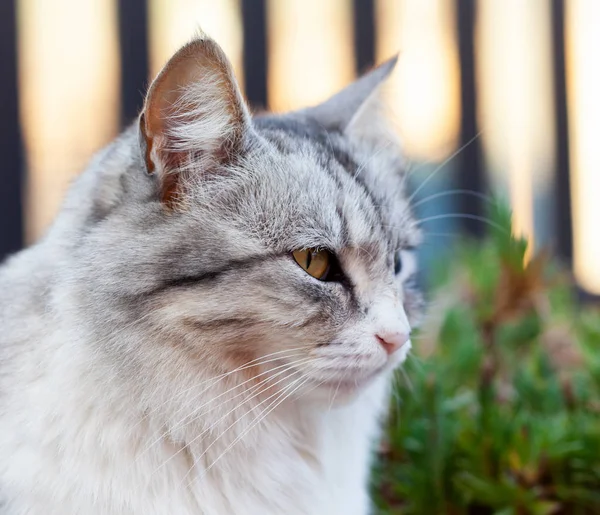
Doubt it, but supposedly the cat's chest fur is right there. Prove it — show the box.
[0,331,389,515]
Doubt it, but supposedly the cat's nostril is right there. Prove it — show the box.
[376,331,410,355]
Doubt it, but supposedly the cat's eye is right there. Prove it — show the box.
[394,249,417,281]
[394,251,403,275]
[293,248,331,280]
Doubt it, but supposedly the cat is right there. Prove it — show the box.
[0,34,422,515]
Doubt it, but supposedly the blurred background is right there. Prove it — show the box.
[0,0,598,295]
[1,3,599,511]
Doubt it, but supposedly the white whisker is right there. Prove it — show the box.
[129,346,310,437]
[410,188,493,210]
[416,213,508,233]
[167,353,307,425]
[328,378,342,413]
[421,231,460,239]
[191,374,312,485]
[399,366,413,393]
[147,360,319,480]
[407,131,483,205]
[137,356,312,461]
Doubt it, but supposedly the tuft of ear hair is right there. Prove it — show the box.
[140,35,250,207]
[303,56,399,147]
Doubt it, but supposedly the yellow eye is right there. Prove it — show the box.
[292,248,331,280]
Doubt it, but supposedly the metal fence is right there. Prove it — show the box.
[0,0,575,278]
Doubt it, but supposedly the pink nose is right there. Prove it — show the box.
[376,331,410,355]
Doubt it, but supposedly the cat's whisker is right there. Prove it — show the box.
[137,356,313,461]
[179,374,312,490]
[407,131,483,205]
[328,377,343,413]
[183,377,306,486]
[398,366,414,393]
[410,189,493,210]
[357,245,376,262]
[402,156,437,183]
[381,211,505,234]
[128,346,310,437]
[416,213,508,233]
[421,231,461,239]
[191,374,313,487]
[171,354,309,426]
[147,360,322,479]
[391,372,403,430]
[407,353,426,369]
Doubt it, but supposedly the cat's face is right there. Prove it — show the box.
[143,128,421,401]
[74,37,422,405]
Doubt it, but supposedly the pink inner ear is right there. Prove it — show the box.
[140,38,248,207]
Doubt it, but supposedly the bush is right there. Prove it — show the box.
[372,203,600,515]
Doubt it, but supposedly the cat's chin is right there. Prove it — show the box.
[304,366,390,404]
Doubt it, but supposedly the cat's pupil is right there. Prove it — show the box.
[306,251,312,269]
[394,252,402,275]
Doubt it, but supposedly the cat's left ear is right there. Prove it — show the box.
[305,56,398,145]
[139,36,250,206]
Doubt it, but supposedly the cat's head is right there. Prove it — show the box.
[72,35,422,406]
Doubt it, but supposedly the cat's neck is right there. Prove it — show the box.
[49,338,391,513]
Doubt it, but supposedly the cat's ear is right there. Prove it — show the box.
[140,36,250,206]
[306,56,398,145]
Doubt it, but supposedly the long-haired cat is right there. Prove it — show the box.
[0,34,422,515]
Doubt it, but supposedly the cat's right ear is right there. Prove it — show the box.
[139,36,250,207]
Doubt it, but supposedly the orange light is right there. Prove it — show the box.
[566,0,600,293]
[148,0,243,86]
[267,0,355,112]
[376,0,460,161]
[476,0,555,254]
[18,0,120,242]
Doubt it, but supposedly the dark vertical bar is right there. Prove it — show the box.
[456,0,485,236]
[242,0,268,109]
[551,0,573,263]
[118,0,149,125]
[0,0,23,260]
[353,0,375,73]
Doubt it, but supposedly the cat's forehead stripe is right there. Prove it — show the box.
[255,116,391,246]
[252,114,414,266]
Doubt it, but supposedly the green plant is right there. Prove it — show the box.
[372,202,600,515]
